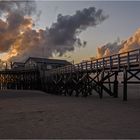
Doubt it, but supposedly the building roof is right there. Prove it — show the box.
[25,57,71,65]
[12,62,25,66]
[11,62,25,69]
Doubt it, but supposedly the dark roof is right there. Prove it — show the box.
[12,62,25,66]
[25,57,71,65]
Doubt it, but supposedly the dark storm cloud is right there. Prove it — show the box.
[46,7,108,56]
[0,3,108,62]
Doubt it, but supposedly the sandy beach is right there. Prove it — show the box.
[0,85,140,139]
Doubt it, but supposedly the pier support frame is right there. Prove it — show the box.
[123,67,127,101]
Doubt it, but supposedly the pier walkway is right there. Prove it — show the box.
[1,49,140,101]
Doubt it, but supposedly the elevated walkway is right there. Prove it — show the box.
[0,49,140,101]
[45,49,140,101]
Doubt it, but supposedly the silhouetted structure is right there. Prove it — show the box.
[44,49,140,101]
[0,57,71,91]
[11,62,25,70]
[0,69,40,90]
[24,57,71,70]
[0,49,140,101]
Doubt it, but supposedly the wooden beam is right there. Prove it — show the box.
[123,67,127,101]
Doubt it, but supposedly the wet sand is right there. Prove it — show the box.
[0,85,140,139]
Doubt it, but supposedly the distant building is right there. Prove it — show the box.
[24,57,71,70]
[11,57,71,70]
[11,62,25,70]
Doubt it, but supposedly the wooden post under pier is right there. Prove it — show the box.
[123,67,127,101]
[113,72,118,98]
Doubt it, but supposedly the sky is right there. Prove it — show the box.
[34,1,140,63]
[0,1,140,63]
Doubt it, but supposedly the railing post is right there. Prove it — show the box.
[71,64,73,73]
[98,61,101,68]
[139,49,140,68]
[93,62,95,69]
[110,56,112,71]
[77,64,79,72]
[86,62,87,71]
[73,64,75,72]
[118,54,120,71]
[127,52,130,70]
[103,58,105,70]
[96,60,98,70]
[90,61,92,70]
[70,65,72,73]
[81,63,83,71]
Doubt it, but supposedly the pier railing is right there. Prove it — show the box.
[47,49,140,75]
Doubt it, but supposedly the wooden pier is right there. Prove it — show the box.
[0,69,41,90]
[44,49,140,101]
[0,49,140,101]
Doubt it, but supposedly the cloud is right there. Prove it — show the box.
[0,2,108,62]
[96,29,140,58]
